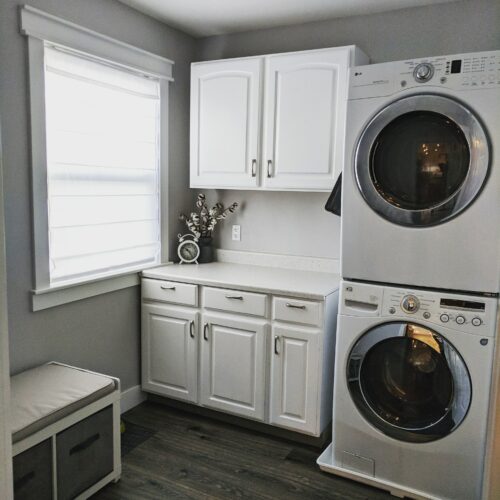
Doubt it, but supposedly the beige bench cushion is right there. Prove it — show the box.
[11,363,117,443]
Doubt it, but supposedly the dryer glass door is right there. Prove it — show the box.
[355,94,489,226]
[347,322,471,443]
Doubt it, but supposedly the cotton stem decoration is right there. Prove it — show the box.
[179,194,238,239]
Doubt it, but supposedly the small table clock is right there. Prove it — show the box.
[177,234,200,264]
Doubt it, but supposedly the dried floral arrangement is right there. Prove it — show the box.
[179,194,238,239]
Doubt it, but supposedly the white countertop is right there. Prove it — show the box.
[142,262,340,299]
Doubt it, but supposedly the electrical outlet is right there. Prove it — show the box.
[232,225,241,241]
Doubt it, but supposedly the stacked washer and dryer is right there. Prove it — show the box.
[318,50,500,500]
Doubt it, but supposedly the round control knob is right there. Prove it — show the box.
[423,312,431,319]
[389,307,396,314]
[472,317,482,327]
[413,63,434,82]
[401,295,420,313]
[440,313,450,323]
[456,315,466,325]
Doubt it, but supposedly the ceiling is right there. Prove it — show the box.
[118,0,458,37]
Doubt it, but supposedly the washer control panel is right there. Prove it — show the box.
[341,281,498,337]
[399,53,500,89]
[349,49,500,99]
[380,285,497,337]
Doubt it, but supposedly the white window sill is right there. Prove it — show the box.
[31,264,170,311]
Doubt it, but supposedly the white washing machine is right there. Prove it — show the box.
[318,280,499,499]
[341,50,500,295]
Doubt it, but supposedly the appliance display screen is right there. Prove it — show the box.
[450,60,462,74]
[440,298,485,311]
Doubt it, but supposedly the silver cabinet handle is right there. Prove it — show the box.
[203,322,209,341]
[160,285,176,290]
[286,303,306,310]
[251,159,257,177]
[225,295,243,300]
[267,160,273,178]
[189,320,195,339]
[274,335,280,355]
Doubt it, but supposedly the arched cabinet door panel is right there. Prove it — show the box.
[262,49,350,191]
[190,58,262,189]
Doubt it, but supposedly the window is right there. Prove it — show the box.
[44,46,161,284]
[21,6,173,310]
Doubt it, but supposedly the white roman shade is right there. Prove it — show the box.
[44,45,162,283]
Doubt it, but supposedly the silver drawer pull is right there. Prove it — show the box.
[274,335,280,355]
[160,285,176,290]
[189,320,195,339]
[267,160,273,178]
[286,303,306,310]
[203,322,209,341]
[225,295,243,300]
[251,159,257,177]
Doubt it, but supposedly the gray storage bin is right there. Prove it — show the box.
[56,406,114,500]
[13,439,53,500]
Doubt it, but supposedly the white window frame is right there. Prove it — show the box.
[20,6,173,311]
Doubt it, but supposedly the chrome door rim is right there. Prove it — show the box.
[355,94,490,226]
[347,321,472,443]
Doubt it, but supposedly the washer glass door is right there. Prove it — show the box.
[347,322,471,443]
[355,94,489,226]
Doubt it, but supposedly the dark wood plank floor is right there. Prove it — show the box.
[93,401,391,500]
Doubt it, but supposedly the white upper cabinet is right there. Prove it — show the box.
[263,49,349,190]
[190,58,262,188]
[190,46,368,191]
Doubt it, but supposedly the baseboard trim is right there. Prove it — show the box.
[121,385,146,414]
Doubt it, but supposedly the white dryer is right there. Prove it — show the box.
[318,280,498,499]
[341,50,500,294]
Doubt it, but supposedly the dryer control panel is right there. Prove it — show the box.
[340,281,498,337]
[349,49,500,99]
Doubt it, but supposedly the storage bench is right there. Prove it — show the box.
[11,362,121,499]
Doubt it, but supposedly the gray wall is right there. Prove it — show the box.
[0,0,197,388]
[198,0,500,260]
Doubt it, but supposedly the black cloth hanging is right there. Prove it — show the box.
[324,173,342,216]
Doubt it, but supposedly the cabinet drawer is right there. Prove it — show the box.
[142,278,198,306]
[273,297,322,327]
[203,287,266,317]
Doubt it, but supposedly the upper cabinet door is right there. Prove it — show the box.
[262,48,351,191]
[190,58,262,189]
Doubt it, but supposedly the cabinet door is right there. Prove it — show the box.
[270,324,321,435]
[190,58,262,189]
[200,312,267,420]
[262,48,350,191]
[142,303,198,403]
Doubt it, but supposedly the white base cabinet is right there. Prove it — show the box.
[200,312,267,421]
[141,277,338,437]
[142,304,198,403]
[270,324,320,434]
